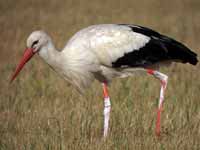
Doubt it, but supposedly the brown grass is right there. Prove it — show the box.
[0,0,200,149]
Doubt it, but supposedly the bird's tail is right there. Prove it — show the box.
[162,36,198,65]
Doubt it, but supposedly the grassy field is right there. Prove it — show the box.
[0,0,200,149]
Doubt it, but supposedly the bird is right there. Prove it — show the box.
[10,24,198,137]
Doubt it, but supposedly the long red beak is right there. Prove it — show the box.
[10,48,35,83]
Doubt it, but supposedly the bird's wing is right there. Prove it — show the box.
[65,24,197,70]
[90,24,197,68]
[88,24,170,68]
[111,24,168,68]
[88,24,151,67]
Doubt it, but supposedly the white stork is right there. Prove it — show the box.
[10,24,198,137]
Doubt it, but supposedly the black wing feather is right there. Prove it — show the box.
[112,24,198,68]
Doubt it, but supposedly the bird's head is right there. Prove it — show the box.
[27,30,49,53]
[10,30,50,83]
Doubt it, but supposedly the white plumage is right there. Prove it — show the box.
[11,24,198,137]
[30,24,152,91]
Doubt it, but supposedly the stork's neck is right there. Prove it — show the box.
[38,41,62,68]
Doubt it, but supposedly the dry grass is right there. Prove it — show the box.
[0,0,200,149]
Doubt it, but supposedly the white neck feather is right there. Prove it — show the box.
[38,41,61,68]
[38,40,95,93]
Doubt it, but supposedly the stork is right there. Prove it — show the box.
[10,24,198,137]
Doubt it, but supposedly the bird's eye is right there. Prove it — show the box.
[31,40,39,48]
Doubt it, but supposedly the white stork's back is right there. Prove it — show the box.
[64,24,150,66]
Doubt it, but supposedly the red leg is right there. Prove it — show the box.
[147,69,168,136]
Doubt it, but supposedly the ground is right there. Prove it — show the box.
[0,0,199,149]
